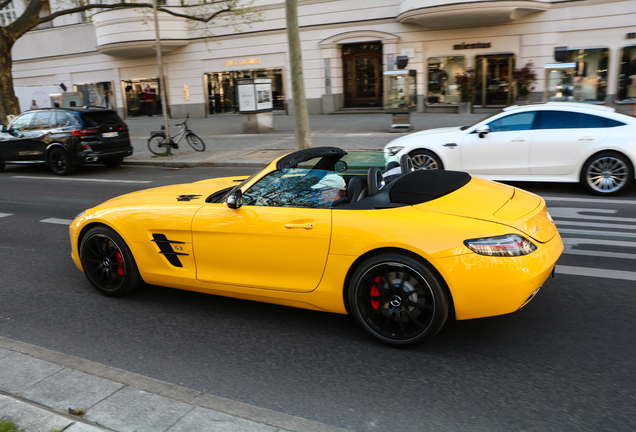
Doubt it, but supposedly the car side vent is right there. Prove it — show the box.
[151,233,187,268]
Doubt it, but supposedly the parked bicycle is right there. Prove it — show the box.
[147,115,205,155]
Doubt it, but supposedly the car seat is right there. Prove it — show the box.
[347,176,368,202]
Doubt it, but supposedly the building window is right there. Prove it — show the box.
[618,45,636,102]
[0,1,16,27]
[206,68,285,114]
[565,48,609,102]
[427,56,465,104]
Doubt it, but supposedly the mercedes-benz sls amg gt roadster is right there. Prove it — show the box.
[70,147,563,346]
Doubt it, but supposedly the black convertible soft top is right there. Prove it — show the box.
[389,169,471,205]
[344,169,471,209]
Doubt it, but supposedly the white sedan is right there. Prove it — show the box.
[384,102,636,195]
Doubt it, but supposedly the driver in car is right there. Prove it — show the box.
[310,173,347,207]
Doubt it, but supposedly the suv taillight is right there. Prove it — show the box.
[119,125,129,132]
[71,129,100,136]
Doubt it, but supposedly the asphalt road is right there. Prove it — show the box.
[1,163,636,432]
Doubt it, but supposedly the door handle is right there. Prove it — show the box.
[443,143,457,148]
[511,138,525,142]
[284,222,315,229]
[579,137,594,141]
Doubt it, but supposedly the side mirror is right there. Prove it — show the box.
[225,189,243,209]
[476,125,490,138]
[334,160,347,173]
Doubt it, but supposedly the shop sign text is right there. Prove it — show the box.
[225,58,262,67]
[453,42,491,50]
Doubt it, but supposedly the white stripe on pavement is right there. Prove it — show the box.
[556,265,636,281]
[545,196,636,205]
[558,229,636,239]
[0,213,12,218]
[40,218,73,225]
[12,176,152,184]
[556,220,636,230]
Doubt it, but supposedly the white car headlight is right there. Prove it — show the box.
[464,234,537,257]
[385,145,404,155]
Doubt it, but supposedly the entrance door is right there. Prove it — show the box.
[475,55,515,107]
[343,43,383,108]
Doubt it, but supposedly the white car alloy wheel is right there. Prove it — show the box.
[409,150,443,170]
[583,153,632,195]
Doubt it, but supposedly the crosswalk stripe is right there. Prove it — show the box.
[40,218,73,225]
[545,196,636,205]
[12,176,152,184]
[0,213,12,218]
[556,265,636,281]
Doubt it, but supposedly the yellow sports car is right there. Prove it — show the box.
[69,147,563,346]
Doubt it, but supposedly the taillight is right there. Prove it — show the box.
[71,129,100,136]
[119,125,129,132]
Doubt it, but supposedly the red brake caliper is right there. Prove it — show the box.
[115,251,124,277]
[370,276,381,310]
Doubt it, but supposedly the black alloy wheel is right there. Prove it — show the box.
[348,254,450,346]
[148,135,169,156]
[48,147,75,176]
[79,226,142,296]
[581,151,633,195]
[186,133,206,151]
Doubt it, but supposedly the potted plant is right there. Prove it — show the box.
[454,67,476,113]
[513,62,538,102]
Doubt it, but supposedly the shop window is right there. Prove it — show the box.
[618,45,636,102]
[427,57,464,104]
[206,68,285,114]
[550,48,609,103]
[74,82,115,109]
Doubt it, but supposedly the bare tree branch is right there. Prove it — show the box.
[0,0,13,12]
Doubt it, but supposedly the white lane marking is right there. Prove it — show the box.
[558,229,636,239]
[12,176,152,184]
[545,197,636,205]
[0,213,12,218]
[550,208,636,223]
[562,237,636,259]
[556,265,636,281]
[41,218,73,225]
[556,220,636,230]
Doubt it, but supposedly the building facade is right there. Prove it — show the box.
[11,0,636,118]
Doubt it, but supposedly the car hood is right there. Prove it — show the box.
[388,127,464,146]
[94,176,244,208]
[414,177,557,243]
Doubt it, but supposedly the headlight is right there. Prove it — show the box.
[73,210,86,220]
[464,234,537,257]
[385,146,404,155]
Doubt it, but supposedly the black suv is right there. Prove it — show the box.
[0,107,133,175]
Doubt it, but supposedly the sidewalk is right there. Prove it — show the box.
[123,112,488,168]
[0,337,350,432]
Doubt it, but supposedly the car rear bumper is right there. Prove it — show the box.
[433,232,564,321]
[82,146,133,163]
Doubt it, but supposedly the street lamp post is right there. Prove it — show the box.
[152,0,172,155]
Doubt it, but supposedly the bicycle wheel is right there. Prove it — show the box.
[186,133,206,152]
[148,135,169,156]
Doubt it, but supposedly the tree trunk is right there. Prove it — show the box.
[0,31,19,123]
[285,0,311,150]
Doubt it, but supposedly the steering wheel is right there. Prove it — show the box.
[367,167,384,197]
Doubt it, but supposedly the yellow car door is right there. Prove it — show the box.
[191,203,332,293]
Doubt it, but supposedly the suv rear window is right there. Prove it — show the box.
[80,111,124,128]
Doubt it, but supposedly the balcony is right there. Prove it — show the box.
[92,8,189,58]
[397,0,550,28]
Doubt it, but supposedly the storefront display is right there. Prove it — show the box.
[553,48,609,102]
[121,79,162,117]
[618,45,636,102]
[427,56,464,104]
[74,82,115,109]
[474,55,515,106]
[206,68,284,114]
[545,63,576,101]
